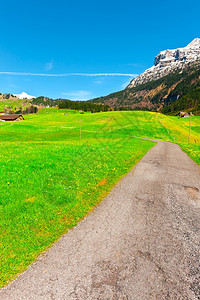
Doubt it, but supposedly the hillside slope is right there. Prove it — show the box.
[89,66,200,115]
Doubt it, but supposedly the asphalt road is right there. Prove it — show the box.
[1,141,200,300]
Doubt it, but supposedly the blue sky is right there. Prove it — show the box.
[0,0,200,100]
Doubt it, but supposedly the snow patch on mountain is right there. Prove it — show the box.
[128,38,200,88]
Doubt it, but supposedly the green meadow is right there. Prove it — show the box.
[0,108,199,287]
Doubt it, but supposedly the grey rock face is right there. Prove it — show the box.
[128,38,200,88]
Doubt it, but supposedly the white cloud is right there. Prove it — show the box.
[61,90,92,100]
[94,80,102,84]
[0,72,138,77]
[45,61,54,71]
[94,78,105,84]
[8,83,18,89]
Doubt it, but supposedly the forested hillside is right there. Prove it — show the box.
[89,66,200,115]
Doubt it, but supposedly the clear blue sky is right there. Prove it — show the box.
[0,0,199,100]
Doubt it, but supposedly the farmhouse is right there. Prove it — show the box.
[180,112,190,118]
[176,111,192,118]
[0,114,24,121]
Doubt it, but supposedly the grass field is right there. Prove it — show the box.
[0,108,199,287]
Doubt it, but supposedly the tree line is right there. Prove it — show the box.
[58,100,111,112]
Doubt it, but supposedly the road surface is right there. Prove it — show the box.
[1,141,200,299]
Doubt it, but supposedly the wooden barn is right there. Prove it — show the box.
[0,114,24,121]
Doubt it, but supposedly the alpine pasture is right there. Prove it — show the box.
[0,108,199,287]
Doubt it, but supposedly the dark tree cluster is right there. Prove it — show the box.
[4,105,38,115]
[161,88,200,115]
[19,106,38,114]
[58,100,111,112]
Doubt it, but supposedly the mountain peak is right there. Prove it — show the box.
[128,38,200,88]
[14,92,36,99]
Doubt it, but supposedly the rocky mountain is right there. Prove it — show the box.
[14,92,36,99]
[90,39,200,115]
[128,38,200,88]
[0,93,17,101]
